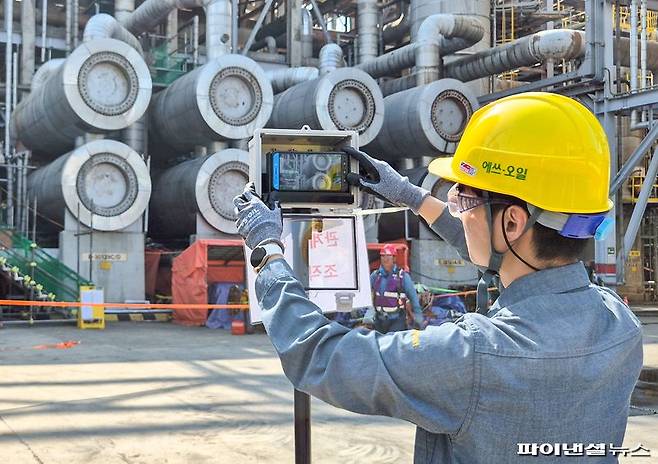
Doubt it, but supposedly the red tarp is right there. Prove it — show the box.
[171,239,245,326]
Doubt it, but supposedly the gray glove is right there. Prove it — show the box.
[343,147,430,214]
[233,182,283,249]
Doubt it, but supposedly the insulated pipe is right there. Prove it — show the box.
[83,13,143,54]
[319,43,343,74]
[356,15,485,80]
[631,0,639,127]
[10,39,152,156]
[149,149,249,237]
[149,54,273,154]
[301,9,314,62]
[364,79,479,160]
[641,0,648,124]
[268,67,385,146]
[30,58,65,91]
[415,14,486,85]
[27,140,151,232]
[358,0,379,63]
[21,0,37,88]
[114,0,135,23]
[122,0,232,59]
[266,67,319,94]
[445,29,586,83]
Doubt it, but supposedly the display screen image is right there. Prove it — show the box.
[272,151,348,192]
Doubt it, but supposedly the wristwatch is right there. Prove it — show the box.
[250,241,284,272]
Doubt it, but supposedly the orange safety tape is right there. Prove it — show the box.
[33,341,80,350]
[0,300,249,311]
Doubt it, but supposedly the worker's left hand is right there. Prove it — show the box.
[233,182,283,249]
[342,146,429,214]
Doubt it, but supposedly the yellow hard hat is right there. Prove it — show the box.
[428,92,613,214]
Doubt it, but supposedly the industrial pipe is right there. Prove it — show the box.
[10,39,152,156]
[21,0,36,88]
[358,0,379,63]
[122,0,232,59]
[319,43,344,74]
[149,149,249,237]
[302,9,314,62]
[445,29,586,82]
[114,0,135,23]
[269,67,384,146]
[27,140,151,232]
[83,13,143,54]
[364,78,479,160]
[266,67,319,94]
[149,54,273,154]
[356,14,485,81]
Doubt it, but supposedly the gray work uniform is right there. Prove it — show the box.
[255,209,643,463]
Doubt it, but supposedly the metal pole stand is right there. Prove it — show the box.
[294,389,311,464]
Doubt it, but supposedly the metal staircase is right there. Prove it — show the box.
[0,228,92,303]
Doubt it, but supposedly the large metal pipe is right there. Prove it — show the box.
[358,0,379,63]
[364,79,478,160]
[83,13,143,54]
[114,0,135,23]
[319,43,343,75]
[21,0,37,88]
[27,140,151,232]
[269,67,385,146]
[356,15,485,80]
[149,54,273,155]
[445,29,586,83]
[302,9,314,62]
[122,0,232,59]
[382,7,409,44]
[10,39,152,156]
[266,67,319,94]
[149,149,249,237]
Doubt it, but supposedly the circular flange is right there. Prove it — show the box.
[430,89,473,143]
[61,139,152,231]
[419,78,479,155]
[314,68,384,146]
[62,38,152,131]
[209,67,263,126]
[77,52,139,116]
[197,54,274,140]
[75,153,139,217]
[327,79,376,133]
[196,148,250,234]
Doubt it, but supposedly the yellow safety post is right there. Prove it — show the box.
[77,285,105,330]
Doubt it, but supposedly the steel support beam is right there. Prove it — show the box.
[610,122,658,194]
[594,87,658,113]
[624,147,658,258]
[287,0,303,66]
[242,0,276,55]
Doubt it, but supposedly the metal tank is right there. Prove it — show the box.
[149,149,249,238]
[364,79,478,160]
[149,55,273,154]
[27,140,151,232]
[268,68,385,146]
[10,39,152,157]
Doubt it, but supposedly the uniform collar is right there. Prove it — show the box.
[493,261,591,310]
[379,265,399,276]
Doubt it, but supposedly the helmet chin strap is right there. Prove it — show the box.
[475,196,543,315]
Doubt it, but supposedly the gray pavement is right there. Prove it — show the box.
[0,322,656,463]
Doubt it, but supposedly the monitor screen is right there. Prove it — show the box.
[271,151,348,192]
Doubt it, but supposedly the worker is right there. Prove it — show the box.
[234,93,643,462]
[367,243,424,332]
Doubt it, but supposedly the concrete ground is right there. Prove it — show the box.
[0,321,656,464]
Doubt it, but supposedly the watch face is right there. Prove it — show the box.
[250,247,267,267]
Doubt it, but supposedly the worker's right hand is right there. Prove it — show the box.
[233,182,283,250]
[342,146,430,214]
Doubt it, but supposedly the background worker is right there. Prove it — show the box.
[234,92,643,463]
[367,244,424,332]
